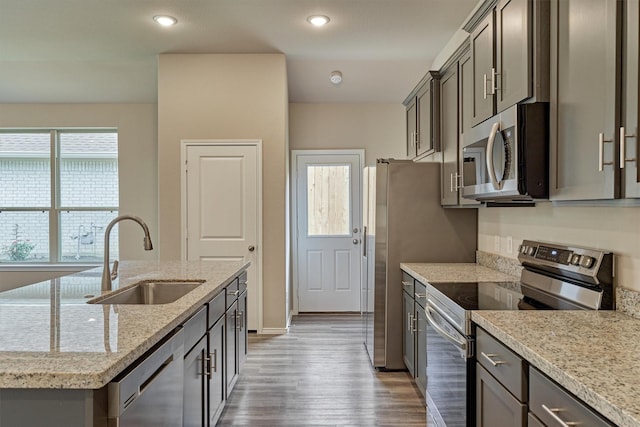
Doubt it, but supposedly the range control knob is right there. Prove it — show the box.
[519,245,529,254]
[570,254,581,266]
[579,255,596,269]
[526,246,536,256]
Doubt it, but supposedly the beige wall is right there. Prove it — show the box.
[0,103,158,288]
[289,103,406,165]
[479,203,640,291]
[157,54,289,331]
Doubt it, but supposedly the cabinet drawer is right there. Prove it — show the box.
[238,271,247,294]
[225,277,240,309]
[414,281,427,309]
[402,271,414,296]
[183,306,207,354]
[529,367,615,427]
[208,290,226,328]
[476,328,527,401]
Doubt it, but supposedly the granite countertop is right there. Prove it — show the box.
[0,260,248,389]
[400,262,520,283]
[473,310,640,427]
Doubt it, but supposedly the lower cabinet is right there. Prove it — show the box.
[183,272,249,427]
[401,271,427,400]
[476,364,526,427]
[475,327,616,427]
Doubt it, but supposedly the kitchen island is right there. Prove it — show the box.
[0,260,248,426]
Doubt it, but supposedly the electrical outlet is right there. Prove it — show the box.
[507,236,513,254]
[494,235,500,252]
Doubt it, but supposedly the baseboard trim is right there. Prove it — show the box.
[260,327,289,335]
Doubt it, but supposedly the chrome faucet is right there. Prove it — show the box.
[101,215,153,291]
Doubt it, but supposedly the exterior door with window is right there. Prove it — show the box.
[294,151,362,312]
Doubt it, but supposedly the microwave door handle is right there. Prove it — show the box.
[485,122,503,190]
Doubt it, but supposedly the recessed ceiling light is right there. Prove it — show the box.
[153,15,178,26]
[307,15,330,27]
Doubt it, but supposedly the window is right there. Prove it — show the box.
[0,130,119,263]
[306,164,351,236]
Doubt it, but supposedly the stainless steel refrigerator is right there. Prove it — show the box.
[362,159,477,370]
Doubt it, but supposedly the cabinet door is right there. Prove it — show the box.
[476,364,526,427]
[406,99,418,158]
[550,0,620,200]
[496,0,531,112]
[460,51,474,139]
[415,306,427,398]
[238,290,248,370]
[471,11,496,126]
[208,317,225,426]
[225,300,238,397]
[417,83,436,156]
[623,0,640,197]
[402,291,415,376]
[441,64,460,206]
[183,336,207,427]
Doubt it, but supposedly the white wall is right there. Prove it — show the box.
[479,203,640,290]
[289,103,406,165]
[0,103,158,288]
[157,53,289,331]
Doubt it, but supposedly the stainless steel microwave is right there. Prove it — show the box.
[461,103,549,202]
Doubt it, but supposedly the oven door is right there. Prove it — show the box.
[425,303,473,427]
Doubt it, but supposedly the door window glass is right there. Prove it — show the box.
[306,165,350,236]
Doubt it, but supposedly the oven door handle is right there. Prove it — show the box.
[425,303,468,357]
[485,121,503,190]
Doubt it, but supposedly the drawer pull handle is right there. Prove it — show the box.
[481,351,506,367]
[228,290,240,297]
[414,293,426,299]
[541,404,576,427]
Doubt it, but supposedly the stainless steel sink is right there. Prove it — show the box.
[87,280,205,305]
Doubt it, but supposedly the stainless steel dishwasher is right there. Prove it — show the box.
[108,328,185,427]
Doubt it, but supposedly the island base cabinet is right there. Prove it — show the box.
[208,316,225,426]
[225,300,239,396]
[0,388,108,427]
[476,364,526,427]
[184,335,207,427]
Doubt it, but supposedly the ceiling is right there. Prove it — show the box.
[0,0,478,104]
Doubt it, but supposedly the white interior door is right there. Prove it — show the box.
[294,151,362,312]
[184,142,261,331]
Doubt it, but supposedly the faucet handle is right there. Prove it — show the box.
[110,260,119,280]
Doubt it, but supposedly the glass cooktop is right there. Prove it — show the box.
[428,281,525,311]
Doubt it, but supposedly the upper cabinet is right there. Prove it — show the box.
[440,46,481,207]
[405,71,441,159]
[468,0,549,127]
[549,0,640,201]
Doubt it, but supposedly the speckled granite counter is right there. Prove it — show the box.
[0,260,248,389]
[473,310,640,427]
[400,262,520,283]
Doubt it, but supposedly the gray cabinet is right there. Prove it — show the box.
[622,0,640,198]
[468,0,547,127]
[402,288,416,376]
[529,367,615,426]
[404,71,440,159]
[549,0,622,200]
[476,365,526,427]
[440,46,481,207]
[476,328,527,427]
[207,316,225,425]
[401,272,427,400]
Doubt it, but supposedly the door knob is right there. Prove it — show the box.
[248,245,255,252]
[352,239,359,245]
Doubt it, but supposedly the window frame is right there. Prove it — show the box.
[0,128,118,265]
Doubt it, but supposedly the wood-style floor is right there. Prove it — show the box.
[218,314,427,426]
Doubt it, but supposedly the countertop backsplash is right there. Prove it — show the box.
[476,251,523,278]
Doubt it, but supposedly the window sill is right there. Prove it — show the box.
[0,263,98,272]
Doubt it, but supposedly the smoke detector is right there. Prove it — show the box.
[330,70,343,85]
